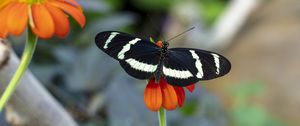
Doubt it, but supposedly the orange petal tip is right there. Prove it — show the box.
[186,84,196,93]
[50,1,86,28]
[31,4,55,39]
[144,79,162,111]
[174,87,185,107]
[161,79,178,110]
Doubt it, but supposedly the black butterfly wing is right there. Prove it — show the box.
[163,48,231,86]
[119,52,160,79]
[95,31,160,60]
[95,31,161,79]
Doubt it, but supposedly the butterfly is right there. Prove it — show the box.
[95,31,231,87]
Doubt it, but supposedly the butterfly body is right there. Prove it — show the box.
[95,31,231,87]
[153,41,169,83]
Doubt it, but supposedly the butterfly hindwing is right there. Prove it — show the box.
[163,48,231,86]
[162,53,199,86]
[119,53,160,79]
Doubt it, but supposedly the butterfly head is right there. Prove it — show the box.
[155,40,169,48]
[162,41,169,48]
[156,41,169,53]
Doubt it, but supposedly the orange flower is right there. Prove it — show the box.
[0,0,85,39]
[143,40,197,111]
[144,77,195,111]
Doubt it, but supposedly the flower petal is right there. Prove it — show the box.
[160,78,177,110]
[0,3,15,38]
[0,0,10,10]
[155,41,163,48]
[144,79,162,111]
[186,84,196,93]
[50,1,85,27]
[46,3,70,38]
[174,87,185,107]
[6,3,28,36]
[31,4,55,39]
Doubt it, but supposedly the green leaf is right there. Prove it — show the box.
[149,37,155,43]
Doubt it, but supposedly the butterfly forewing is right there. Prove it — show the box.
[95,31,161,79]
[163,48,231,86]
[95,31,160,60]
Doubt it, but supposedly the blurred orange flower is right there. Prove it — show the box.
[0,0,86,39]
[144,77,195,111]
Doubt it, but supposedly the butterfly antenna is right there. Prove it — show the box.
[166,27,195,42]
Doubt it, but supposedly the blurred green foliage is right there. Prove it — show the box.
[199,0,228,26]
[180,99,198,116]
[132,0,173,11]
[230,81,290,126]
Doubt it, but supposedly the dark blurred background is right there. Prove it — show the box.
[7,0,300,126]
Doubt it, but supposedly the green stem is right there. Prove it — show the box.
[158,108,167,126]
[0,30,38,112]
